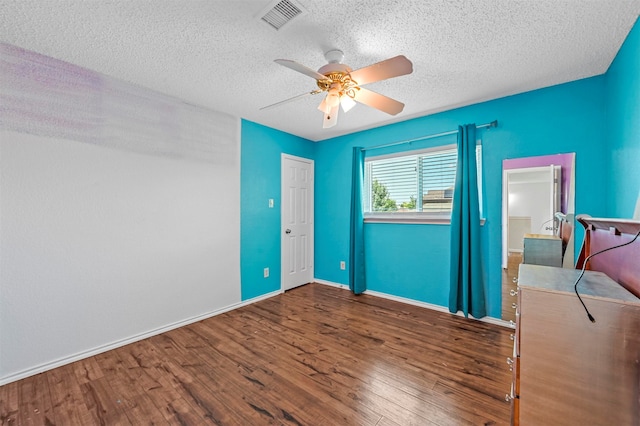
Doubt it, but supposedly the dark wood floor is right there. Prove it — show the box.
[0,283,513,425]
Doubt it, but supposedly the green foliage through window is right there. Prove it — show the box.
[400,195,417,210]
[372,179,397,211]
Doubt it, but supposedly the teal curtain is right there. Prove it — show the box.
[449,124,486,318]
[349,147,366,294]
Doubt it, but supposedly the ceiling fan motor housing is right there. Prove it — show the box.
[324,49,344,64]
[318,49,353,88]
[317,62,352,76]
[317,63,355,94]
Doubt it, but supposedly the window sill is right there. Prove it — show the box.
[364,214,486,226]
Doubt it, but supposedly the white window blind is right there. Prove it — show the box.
[364,145,482,220]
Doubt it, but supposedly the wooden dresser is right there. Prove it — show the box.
[511,265,640,425]
[509,217,640,425]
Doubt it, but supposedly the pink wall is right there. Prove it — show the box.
[503,153,574,213]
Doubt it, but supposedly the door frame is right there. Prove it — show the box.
[281,153,314,291]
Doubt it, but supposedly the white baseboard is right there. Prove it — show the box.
[313,278,349,290]
[0,289,282,386]
[314,278,512,329]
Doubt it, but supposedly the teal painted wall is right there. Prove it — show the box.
[314,77,607,318]
[241,20,638,317]
[605,17,640,218]
[240,120,315,300]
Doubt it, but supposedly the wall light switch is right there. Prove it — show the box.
[340,261,346,270]
[264,267,269,278]
[268,199,274,208]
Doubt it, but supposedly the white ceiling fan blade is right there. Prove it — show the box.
[353,87,405,115]
[275,59,329,81]
[349,55,413,86]
[323,104,339,128]
[260,89,322,111]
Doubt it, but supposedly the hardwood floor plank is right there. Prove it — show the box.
[376,415,404,426]
[0,379,19,425]
[80,376,130,425]
[72,356,104,385]
[34,372,55,425]
[163,396,219,426]
[281,286,511,401]
[181,321,342,425]
[209,304,436,425]
[244,307,443,400]
[17,373,56,426]
[228,306,435,424]
[169,327,311,425]
[149,336,260,425]
[251,288,508,414]
[0,283,512,425]
[47,363,95,425]
[432,379,511,423]
[103,348,171,425]
[112,340,202,424]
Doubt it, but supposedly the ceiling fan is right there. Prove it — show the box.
[261,50,413,128]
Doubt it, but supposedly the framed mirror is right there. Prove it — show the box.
[501,153,576,321]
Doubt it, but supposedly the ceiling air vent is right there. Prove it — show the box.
[258,0,307,31]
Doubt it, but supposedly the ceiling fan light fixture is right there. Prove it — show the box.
[340,95,356,113]
[326,88,340,108]
[317,96,330,114]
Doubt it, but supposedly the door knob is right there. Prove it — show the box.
[285,229,291,234]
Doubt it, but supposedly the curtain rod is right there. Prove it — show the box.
[362,120,498,152]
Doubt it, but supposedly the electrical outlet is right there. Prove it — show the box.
[268,199,274,208]
[264,267,269,278]
[340,261,346,270]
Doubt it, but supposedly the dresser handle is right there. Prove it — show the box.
[512,302,517,309]
[507,357,514,366]
[510,334,514,341]
[509,320,516,328]
[512,277,518,283]
[505,393,512,402]
[510,289,517,296]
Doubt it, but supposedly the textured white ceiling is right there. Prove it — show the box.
[1,0,639,141]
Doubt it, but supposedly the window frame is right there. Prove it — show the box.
[363,143,484,225]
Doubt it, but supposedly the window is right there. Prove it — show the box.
[364,144,483,222]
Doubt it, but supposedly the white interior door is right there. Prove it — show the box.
[281,154,314,291]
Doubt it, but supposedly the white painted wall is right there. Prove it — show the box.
[0,44,241,384]
[508,180,554,234]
